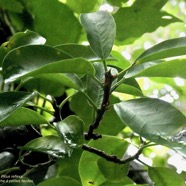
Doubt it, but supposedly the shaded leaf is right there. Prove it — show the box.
[0,0,23,13]
[80,11,116,59]
[135,37,186,64]
[0,91,36,123]
[19,136,73,158]
[3,45,95,83]
[24,0,81,45]
[22,73,84,96]
[148,167,185,186]
[55,115,84,148]
[0,107,47,126]
[79,135,129,186]
[37,176,81,186]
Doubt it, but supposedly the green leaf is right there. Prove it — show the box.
[79,135,129,186]
[148,167,185,186]
[114,98,186,139]
[37,176,81,186]
[80,11,116,59]
[100,177,134,186]
[0,107,47,126]
[106,0,128,7]
[59,0,102,13]
[85,62,104,108]
[3,45,95,83]
[55,44,115,62]
[7,30,46,50]
[24,0,81,45]
[125,59,186,79]
[97,158,129,181]
[55,115,84,148]
[22,73,84,96]
[135,37,186,64]
[0,91,36,123]
[114,6,181,44]
[19,136,73,158]
[0,0,23,13]
[114,83,143,96]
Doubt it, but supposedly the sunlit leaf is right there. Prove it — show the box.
[80,11,116,59]
[19,136,73,158]
[79,135,129,186]
[148,167,185,186]
[135,37,186,64]
[114,98,186,139]
[37,176,81,186]
[125,59,186,79]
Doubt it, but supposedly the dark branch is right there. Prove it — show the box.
[85,70,114,140]
[82,144,144,164]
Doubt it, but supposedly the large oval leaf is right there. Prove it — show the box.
[79,135,129,186]
[0,91,36,123]
[19,136,73,158]
[114,98,186,139]
[148,167,185,186]
[80,11,116,60]
[0,107,47,126]
[135,37,186,64]
[126,59,186,79]
[3,45,95,83]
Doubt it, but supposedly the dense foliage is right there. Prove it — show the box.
[0,0,186,185]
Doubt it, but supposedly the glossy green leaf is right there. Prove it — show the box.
[148,167,185,186]
[79,135,129,186]
[80,11,116,59]
[114,98,186,147]
[37,176,81,186]
[135,37,186,64]
[125,59,186,79]
[19,136,73,158]
[0,91,36,123]
[3,45,95,83]
[114,83,143,96]
[7,30,46,50]
[55,115,84,148]
[114,6,180,44]
[59,0,102,13]
[0,107,47,126]
[100,177,134,186]
[97,158,129,181]
[24,0,81,45]
[22,73,84,96]
[55,44,115,62]
[85,62,104,108]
